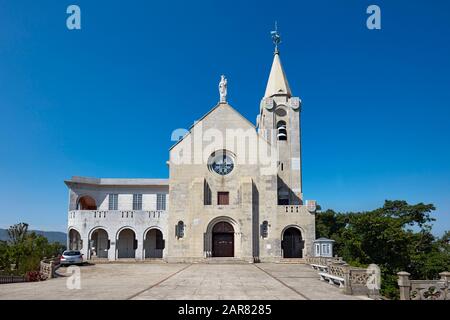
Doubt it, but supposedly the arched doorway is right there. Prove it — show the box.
[117,228,136,258]
[90,228,109,259]
[212,221,234,257]
[144,229,164,258]
[282,227,304,258]
[76,195,97,210]
[68,229,82,250]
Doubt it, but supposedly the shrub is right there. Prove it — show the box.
[25,270,46,282]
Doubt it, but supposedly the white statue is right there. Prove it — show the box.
[219,75,227,103]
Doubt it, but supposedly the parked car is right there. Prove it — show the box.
[60,250,84,265]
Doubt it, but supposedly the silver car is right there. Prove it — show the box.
[60,250,84,265]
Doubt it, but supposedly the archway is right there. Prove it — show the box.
[117,228,136,259]
[212,221,234,257]
[282,227,304,258]
[68,229,82,250]
[144,229,164,258]
[90,228,109,259]
[76,195,97,210]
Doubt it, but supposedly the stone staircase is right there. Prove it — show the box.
[200,257,252,264]
[278,258,306,264]
[88,258,167,264]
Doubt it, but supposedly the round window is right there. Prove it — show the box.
[208,151,234,176]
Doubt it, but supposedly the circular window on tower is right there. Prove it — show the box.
[208,150,235,176]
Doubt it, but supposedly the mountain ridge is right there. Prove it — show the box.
[0,229,66,244]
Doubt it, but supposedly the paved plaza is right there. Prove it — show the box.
[0,263,369,300]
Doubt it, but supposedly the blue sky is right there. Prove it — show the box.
[0,0,449,235]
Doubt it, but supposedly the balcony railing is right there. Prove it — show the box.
[277,201,317,214]
[278,205,303,213]
[68,210,166,220]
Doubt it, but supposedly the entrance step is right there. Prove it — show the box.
[201,257,252,264]
[278,258,306,264]
[87,258,167,264]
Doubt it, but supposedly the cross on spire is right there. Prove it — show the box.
[270,21,281,53]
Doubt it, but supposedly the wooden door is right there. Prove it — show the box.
[213,233,234,257]
[282,228,303,258]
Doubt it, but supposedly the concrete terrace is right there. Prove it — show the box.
[0,263,370,300]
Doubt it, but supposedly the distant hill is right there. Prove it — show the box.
[0,229,66,244]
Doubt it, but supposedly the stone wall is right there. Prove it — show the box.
[40,257,61,279]
[398,271,450,300]
[306,256,380,298]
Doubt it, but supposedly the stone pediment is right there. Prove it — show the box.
[169,103,268,153]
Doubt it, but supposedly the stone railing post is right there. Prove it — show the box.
[439,272,450,285]
[397,271,411,300]
[439,271,450,299]
[343,266,352,295]
[49,261,55,279]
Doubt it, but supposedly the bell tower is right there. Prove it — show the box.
[257,26,303,205]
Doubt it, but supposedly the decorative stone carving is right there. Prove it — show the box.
[398,271,450,300]
[263,97,274,110]
[290,97,301,111]
[306,200,317,213]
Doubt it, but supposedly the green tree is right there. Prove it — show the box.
[7,222,29,245]
[315,200,449,299]
[0,223,65,276]
[0,240,8,274]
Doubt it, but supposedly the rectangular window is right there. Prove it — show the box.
[157,194,166,211]
[108,194,118,210]
[133,194,142,210]
[217,192,229,205]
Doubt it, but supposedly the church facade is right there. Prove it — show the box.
[65,45,317,263]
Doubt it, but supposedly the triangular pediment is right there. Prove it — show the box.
[169,103,259,151]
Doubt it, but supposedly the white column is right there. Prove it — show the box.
[135,240,144,260]
[108,241,116,260]
[81,235,89,260]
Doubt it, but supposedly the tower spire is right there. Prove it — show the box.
[265,23,291,98]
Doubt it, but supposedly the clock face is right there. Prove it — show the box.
[210,152,234,175]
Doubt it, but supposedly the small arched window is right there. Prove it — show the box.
[176,221,185,239]
[277,121,287,141]
[261,221,269,238]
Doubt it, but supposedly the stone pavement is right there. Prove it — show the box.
[0,263,369,300]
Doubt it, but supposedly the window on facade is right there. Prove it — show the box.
[261,221,269,238]
[204,181,212,205]
[278,186,289,205]
[157,194,166,211]
[277,120,287,141]
[133,194,142,210]
[176,221,185,239]
[108,194,118,210]
[217,192,229,205]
